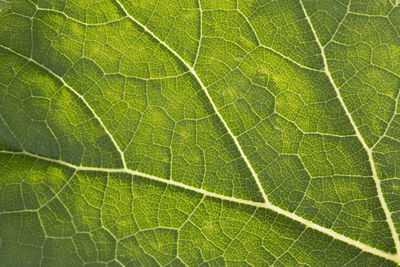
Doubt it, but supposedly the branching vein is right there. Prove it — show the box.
[0,44,127,169]
[113,0,270,204]
[0,149,398,263]
[299,0,400,260]
[1,1,400,264]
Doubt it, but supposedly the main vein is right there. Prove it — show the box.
[2,3,399,264]
[0,149,398,263]
[113,0,269,203]
[299,0,400,257]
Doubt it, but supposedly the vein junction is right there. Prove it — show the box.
[0,149,399,264]
[113,0,270,204]
[1,0,400,264]
[115,1,400,261]
[299,0,400,258]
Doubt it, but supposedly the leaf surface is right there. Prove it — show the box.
[1,0,400,265]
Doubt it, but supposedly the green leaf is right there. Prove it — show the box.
[1,0,400,265]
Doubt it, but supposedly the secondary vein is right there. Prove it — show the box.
[113,0,270,204]
[0,149,398,264]
[2,3,399,263]
[0,44,127,169]
[299,0,400,259]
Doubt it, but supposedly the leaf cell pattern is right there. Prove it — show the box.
[1,0,400,265]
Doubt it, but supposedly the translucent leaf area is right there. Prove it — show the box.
[1,0,400,265]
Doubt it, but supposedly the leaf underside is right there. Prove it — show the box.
[1,0,400,266]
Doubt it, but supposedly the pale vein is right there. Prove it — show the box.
[1,2,399,264]
[299,0,400,260]
[113,0,270,204]
[0,44,127,169]
[0,149,398,264]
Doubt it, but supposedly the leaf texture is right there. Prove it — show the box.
[1,0,400,265]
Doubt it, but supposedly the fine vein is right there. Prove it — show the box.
[113,0,269,204]
[0,149,398,264]
[299,0,400,259]
[2,3,399,264]
[0,44,127,169]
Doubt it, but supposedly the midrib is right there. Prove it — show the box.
[0,149,399,263]
[299,0,400,258]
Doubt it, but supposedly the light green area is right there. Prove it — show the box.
[1,0,400,265]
